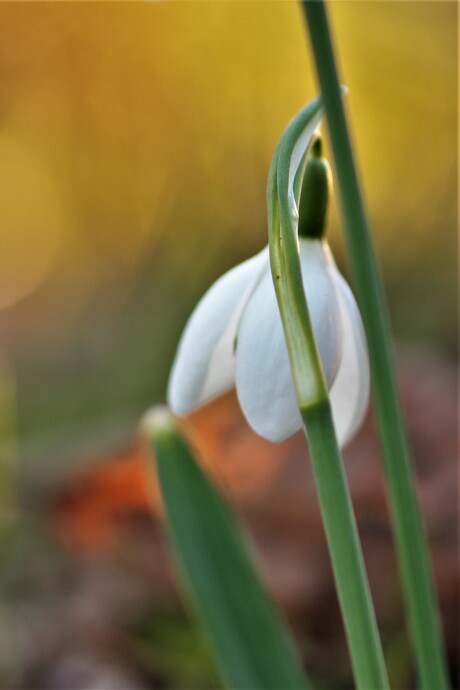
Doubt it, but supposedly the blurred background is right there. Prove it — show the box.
[0,2,457,689]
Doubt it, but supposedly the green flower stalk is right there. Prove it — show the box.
[268,100,389,690]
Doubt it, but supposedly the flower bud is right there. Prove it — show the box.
[298,137,332,240]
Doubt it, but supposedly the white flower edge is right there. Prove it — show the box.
[167,247,268,414]
[328,265,370,447]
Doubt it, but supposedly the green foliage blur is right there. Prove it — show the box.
[0,2,456,470]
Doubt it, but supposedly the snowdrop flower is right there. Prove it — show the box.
[168,138,369,447]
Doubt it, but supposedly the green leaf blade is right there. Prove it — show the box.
[146,410,310,690]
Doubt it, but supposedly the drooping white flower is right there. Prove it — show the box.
[167,122,370,447]
[167,235,369,446]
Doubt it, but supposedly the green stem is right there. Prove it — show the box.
[302,400,389,690]
[302,3,449,688]
[267,107,389,690]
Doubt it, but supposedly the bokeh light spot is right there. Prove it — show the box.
[0,137,62,310]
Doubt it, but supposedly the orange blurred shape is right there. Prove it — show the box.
[52,391,292,551]
[52,445,152,551]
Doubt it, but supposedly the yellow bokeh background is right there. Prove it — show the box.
[0,1,456,447]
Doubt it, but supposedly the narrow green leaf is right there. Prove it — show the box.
[144,408,310,690]
[302,3,450,688]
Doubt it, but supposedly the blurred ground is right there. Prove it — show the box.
[1,349,456,689]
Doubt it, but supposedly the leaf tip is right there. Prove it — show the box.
[139,405,177,444]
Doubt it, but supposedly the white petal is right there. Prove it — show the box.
[300,241,343,388]
[235,266,302,442]
[167,248,268,414]
[235,240,342,442]
[329,268,370,447]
